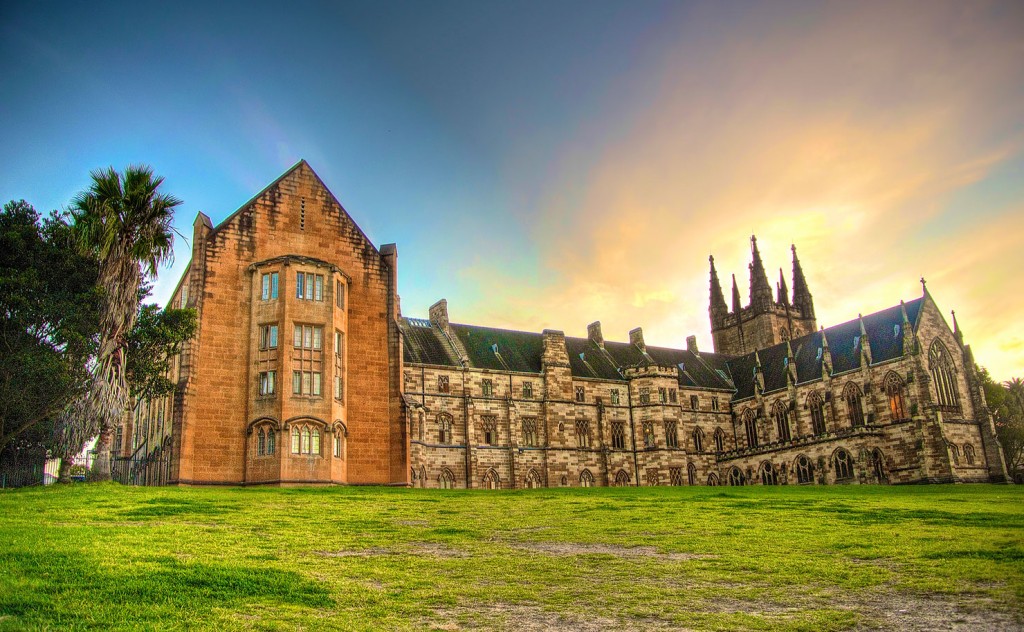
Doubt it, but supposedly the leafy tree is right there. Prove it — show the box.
[126,299,197,402]
[979,367,1024,479]
[63,166,182,481]
[0,201,100,460]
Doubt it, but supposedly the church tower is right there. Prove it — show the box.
[709,236,817,356]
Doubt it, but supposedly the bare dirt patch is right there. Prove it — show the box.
[849,591,1021,631]
[429,603,679,631]
[513,542,715,561]
[313,547,391,558]
[408,542,472,558]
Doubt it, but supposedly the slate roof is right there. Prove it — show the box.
[399,297,923,400]
[726,297,923,400]
[399,319,734,389]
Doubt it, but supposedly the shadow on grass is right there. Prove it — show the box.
[0,549,331,626]
[115,497,239,520]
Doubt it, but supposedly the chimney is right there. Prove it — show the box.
[428,299,449,331]
[587,321,604,348]
[629,327,645,352]
[686,335,698,354]
[541,329,570,367]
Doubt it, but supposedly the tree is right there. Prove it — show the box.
[0,201,100,460]
[125,298,197,401]
[64,166,182,481]
[979,367,1024,479]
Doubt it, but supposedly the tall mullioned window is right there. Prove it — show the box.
[295,272,325,301]
[575,386,585,403]
[833,448,854,480]
[482,415,498,445]
[258,371,276,396]
[713,428,725,453]
[744,411,759,449]
[522,381,533,398]
[438,413,453,444]
[808,392,826,435]
[665,421,679,448]
[639,388,650,405]
[611,389,620,405]
[929,340,961,411]
[884,372,908,421]
[260,324,278,350]
[522,418,538,446]
[261,272,279,301]
[773,401,791,442]
[482,379,493,397]
[611,422,625,449]
[844,383,865,427]
[575,419,590,448]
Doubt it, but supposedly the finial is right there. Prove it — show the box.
[920,277,927,292]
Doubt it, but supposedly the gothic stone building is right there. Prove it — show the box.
[115,161,1010,487]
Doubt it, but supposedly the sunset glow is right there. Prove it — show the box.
[2,1,1022,378]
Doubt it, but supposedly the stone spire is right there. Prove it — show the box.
[901,300,917,355]
[791,244,814,319]
[748,235,773,313]
[858,313,873,366]
[709,255,728,323]
[952,310,964,346]
[731,274,742,313]
[777,267,789,305]
[820,326,833,379]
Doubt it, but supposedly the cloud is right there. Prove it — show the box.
[446,1,1024,378]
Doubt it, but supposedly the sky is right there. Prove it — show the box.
[2,0,1023,380]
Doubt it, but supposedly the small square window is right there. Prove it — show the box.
[575,386,585,403]
[438,375,450,393]
[611,389,620,405]
[659,388,667,403]
[640,387,650,405]
[669,388,677,403]
[523,382,533,399]
[690,395,700,410]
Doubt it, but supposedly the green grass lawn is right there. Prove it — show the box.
[1,484,1022,631]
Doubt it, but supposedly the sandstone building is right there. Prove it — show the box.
[115,161,1010,487]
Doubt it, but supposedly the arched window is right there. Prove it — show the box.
[795,455,814,484]
[267,429,275,455]
[884,372,908,421]
[334,430,343,458]
[580,469,594,487]
[780,327,789,341]
[576,419,590,448]
[417,412,424,440]
[949,443,960,466]
[482,469,499,489]
[872,448,887,483]
[844,382,865,427]
[728,467,745,486]
[438,413,452,444]
[692,427,704,453]
[687,462,697,486]
[772,401,791,442]
[759,461,779,485]
[290,422,323,456]
[526,469,542,489]
[560,475,568,487]
[311,429,321,455]
[706,473,720,486]
[665,421,679,448]
[614,470,631,486]
[964,443,976,465]
[808,393,826,436]
[929,340,961,411]
[833,448,854,480]
[743,410,759,449]
[713,428,725,453]
[257,429,266,456]
[419,466,426,488]
[482,416,498,445]
[438,468,455,489]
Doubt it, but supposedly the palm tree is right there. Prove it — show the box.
[1005,377,1024,414]
[64,165,181,480]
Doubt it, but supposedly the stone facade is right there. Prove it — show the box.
[116,161,1010,487]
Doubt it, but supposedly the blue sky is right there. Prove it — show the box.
[2,0,1023,379]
